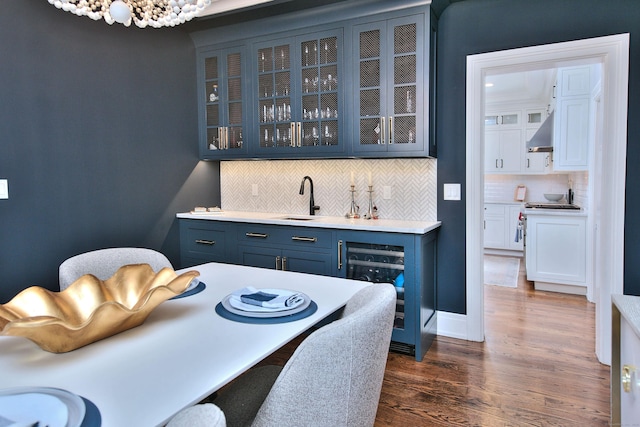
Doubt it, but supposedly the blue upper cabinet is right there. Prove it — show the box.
[352,15,428,157]
[252,29,345,158]
[198,46,250,159]
[191,0,436,160]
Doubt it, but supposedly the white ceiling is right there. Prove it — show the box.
[196,0,275,17]
[485,69,556,105]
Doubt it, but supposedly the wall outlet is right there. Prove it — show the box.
[251,183,259,196]
[383,185,392,200]
[0,179,7,199]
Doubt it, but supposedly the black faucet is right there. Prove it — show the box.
[299,176,320,215]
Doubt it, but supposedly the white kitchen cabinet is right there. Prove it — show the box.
[485,111,520,128]
[553,66,592,171]
[484,204,523,251]
[485,129,522,173]
[524,151,552,174]
[525,213,587,292]
[612,295,640,426]
[525,108,545,128]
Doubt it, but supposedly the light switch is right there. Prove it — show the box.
[443,183,461,201]
[251,183,259,196]
[0,179,7,199]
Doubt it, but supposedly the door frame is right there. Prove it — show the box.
[465,34,629,365]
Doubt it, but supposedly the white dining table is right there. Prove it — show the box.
[0,262,369,427]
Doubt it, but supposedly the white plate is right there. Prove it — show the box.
[228,288,307,313]
[222,291,311,318]
[0,387,85,427]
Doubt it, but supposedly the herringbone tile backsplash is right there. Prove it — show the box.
[220,159,437,221]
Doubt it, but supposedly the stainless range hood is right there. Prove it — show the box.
[526,111,554,152]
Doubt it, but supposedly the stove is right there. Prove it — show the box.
[525,202,581,210]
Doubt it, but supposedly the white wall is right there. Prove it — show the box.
[485,171,588,209]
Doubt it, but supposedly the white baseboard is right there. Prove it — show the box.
[436,311,471,341]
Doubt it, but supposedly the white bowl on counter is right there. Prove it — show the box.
[543,193,565,202]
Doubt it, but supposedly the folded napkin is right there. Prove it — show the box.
[230,287,304,310]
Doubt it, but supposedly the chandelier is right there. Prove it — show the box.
[47,0,213,28]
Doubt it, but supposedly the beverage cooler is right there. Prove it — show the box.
[338,230,438,361]
[345,243,407,330]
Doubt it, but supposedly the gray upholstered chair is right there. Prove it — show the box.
[58,247,173,291]
[166,403,226,427]
[168,283,396,427]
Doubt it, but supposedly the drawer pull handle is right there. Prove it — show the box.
[246,232,268,238]
[195,239,215,245]
[291,236,317,243]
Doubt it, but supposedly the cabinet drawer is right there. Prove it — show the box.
[238,224,333,249]
[484,204,505,216]
[181,222,232,262]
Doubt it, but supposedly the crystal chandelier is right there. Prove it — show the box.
[47,0,213,28]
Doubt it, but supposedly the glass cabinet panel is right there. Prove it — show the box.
[392,23,417,146]
[300,37,339,147]
[227,53,244,149]
[202,48,246,156]
[253,30,342,156]
[358,28,383,146]
[354,16,424,154]
[205,56,221,150]
[258,44,292,148]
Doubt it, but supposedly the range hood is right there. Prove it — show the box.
[526,111,554,152]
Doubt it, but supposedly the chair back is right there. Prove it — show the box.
[58,247,173,291]
[252,283,396,427]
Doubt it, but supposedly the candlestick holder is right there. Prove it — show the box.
[346,185,360,218]
[364,185,378,220]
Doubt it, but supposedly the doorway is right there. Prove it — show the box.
[465,34,629,365]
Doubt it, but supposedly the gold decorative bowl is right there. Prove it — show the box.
[0,264,199,353]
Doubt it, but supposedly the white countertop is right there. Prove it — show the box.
[485,201,524,205]
[177,211,441,234]
[613,294,640,339]
[524,208,587,217]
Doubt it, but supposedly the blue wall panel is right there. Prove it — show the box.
[436,0,640,313]
[0,2,220,302]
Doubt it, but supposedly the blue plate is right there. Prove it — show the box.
[170,281,206,300]
[80,396,101,426]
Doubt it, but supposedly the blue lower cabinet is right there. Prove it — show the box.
[179,219,436,360]
[236,224,336,275]
[179,219,237,266]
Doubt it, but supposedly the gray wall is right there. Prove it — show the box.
[436,0,640,314]
[0,1,220,302]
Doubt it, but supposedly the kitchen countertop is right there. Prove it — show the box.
[485,201,524,205]
[613,294,640,338]
[524,207,587,217]
[176,211,441,234]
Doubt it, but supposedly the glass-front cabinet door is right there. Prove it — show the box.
[199,47,248,159]
[253,29,344,157]
[353,15,425,155]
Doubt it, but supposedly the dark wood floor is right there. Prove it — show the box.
[260,265,611,426]
[374,266,610,426]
